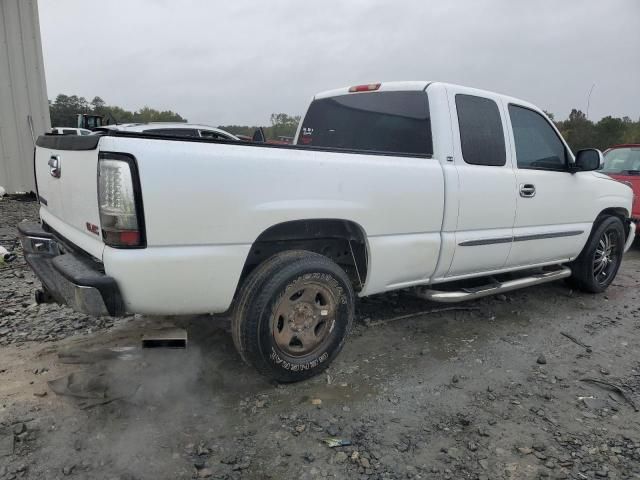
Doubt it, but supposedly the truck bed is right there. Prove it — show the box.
[33,131,445,314]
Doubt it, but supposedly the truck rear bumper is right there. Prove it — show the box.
[18,222,124,317]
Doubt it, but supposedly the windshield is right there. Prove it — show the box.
[602,147,640,174]
[297,91,432,156]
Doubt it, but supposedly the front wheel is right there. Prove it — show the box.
[232,250,354,383]
[568,216,625,293]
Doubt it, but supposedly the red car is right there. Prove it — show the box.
[602,144,640,235]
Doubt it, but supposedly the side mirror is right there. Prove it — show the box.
[252,127,266,143]
[572,149,603,172]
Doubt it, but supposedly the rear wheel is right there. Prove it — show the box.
[232,250,354,382]
[568,216,625,293]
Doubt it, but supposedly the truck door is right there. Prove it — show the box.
[443,89,517,278]
[503,103,592,266]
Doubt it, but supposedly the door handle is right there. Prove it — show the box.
[519,183,536,198]
[48,155,61,178]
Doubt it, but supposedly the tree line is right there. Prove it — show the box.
[49,94,186,128]
[49,95,300,139]
[49,94,638,148]
[551,109,639,151]
[219,113,301,140]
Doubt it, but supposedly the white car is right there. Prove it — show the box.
[93,122,240,141]
[51,127,92,136]
[21,81,635,382]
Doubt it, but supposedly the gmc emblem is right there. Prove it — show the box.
[85,222,99,235]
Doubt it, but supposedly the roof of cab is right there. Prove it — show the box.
[314,81,430,100]
[312,81,541,113]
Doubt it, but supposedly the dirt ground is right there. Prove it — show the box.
[1,196,640,480]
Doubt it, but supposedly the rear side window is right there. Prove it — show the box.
[455,94,506,166]
[143,128,198,137]
[509,105,567,170]
[298,91,432,156]
[62,129,77,135]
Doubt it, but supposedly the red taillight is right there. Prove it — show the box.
[348,83,381,93]
[98,153,146,248]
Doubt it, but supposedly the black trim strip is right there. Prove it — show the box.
[514,230,583,242]
[39,195,48,206]
[459,237,512,247]
[459,230,584,247]
[36,134,100,150]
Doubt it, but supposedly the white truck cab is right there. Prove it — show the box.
[20,81,635,382]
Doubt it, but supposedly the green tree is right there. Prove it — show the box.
[49,94,91,127]
[48,94,186,127]
[133,106,185,123]
[593,116,626,149]
[268,113,301,140]
[556,109,596,151]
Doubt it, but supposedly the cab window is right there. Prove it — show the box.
[455,94,506,167]
[298,91,432,156]
[509,105,568,171]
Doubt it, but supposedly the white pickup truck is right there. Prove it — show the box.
[20,81,636,382]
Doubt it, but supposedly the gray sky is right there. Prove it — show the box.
[39,0,640,126]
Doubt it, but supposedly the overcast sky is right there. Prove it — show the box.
[39,0,640,126]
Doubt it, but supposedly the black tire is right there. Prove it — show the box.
[568,216,625,293]
[232,250,354,383]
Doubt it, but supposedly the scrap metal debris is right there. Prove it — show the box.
[0,245,17,264]
[323,438,352,448]
[580,377,638,412]
[561,331,593,352]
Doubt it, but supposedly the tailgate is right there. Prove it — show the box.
[35,135,105,259]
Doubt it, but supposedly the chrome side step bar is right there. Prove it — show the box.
[414,266,572,303]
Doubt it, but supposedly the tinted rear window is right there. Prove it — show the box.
[455,94,506,166]
[298,91,432,156]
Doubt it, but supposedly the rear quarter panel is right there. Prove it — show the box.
[97,136,446,313]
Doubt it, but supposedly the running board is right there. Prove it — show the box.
[414,266,572,303]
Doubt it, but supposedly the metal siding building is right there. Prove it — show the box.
[0,0,50,193]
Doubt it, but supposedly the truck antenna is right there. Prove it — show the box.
[586,83,596,120]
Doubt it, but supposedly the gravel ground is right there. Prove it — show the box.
[1,196,640,480]
[0,196,119,346]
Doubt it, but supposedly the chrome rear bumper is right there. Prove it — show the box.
[18,222,124,317]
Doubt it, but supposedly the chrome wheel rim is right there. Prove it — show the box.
[272,278,337,357]
[593,229,619,285]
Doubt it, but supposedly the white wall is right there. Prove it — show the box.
[0,0,50,193]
